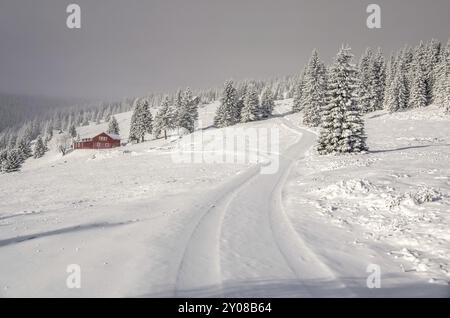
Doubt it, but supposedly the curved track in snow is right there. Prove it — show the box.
[174,116,352,297]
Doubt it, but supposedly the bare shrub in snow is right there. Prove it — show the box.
[408,186,443,205]
[56,133,72,156]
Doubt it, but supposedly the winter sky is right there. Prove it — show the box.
[0,0,449,100]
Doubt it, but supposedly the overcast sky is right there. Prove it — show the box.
[0,0,449,100]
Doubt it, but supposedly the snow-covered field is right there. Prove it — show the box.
[283,105,450,296]
[0,100,449,297]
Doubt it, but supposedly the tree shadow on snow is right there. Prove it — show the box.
[370,144,450,154]
[0,220,134,248]
[0,211,46,221]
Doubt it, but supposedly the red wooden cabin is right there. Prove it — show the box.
[73,132,121,150]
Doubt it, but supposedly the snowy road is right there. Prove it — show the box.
[172,116,351,297]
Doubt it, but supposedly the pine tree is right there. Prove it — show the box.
[368,48,386,112]
[434,40,450,108]
[292,67,306,113]
[401,47,414,105]
[141,99,153,141]
[214,80,238,127]
[177,88,198,134]
[410,42,429,108]
[107,116,120,135]
[385,61,408,112]
[260,87,275,119]
[186,88,199,123]
[0,149,7,171]
[129,101,140,143]
[302,49,327,126]
[33,136,46,159]
[7,135,17,151]
[236,82,248,120]
[427,39,442,103]
[154,96,176,139]
[240,85,259,122]
[129,98,151,143]
[69,124,77,138]
[44,122,53,142]
[17,137,32,161]
[358,48,374,113]
[3,149,22,173]
[318,47,367,155]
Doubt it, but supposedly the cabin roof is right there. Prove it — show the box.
[104,133,121,140]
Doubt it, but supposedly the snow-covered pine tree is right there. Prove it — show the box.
[176,88,198,134]
[104,107,112,122]
[368,48,386,112]
[186,88,199,123]
[358,48,374,113]
[214,80,238,127]
[400,47,414,105]
[41,120,51,142]
[384,50,399,111]
[434,40,450,108]
[236,81,248,119]
[174,89,183,126]
[427,39,442,103]
[240,85,259,123]
[3,149,22,173]
[292,67,306,113]
[44,121,53,142]
[7,134,17,151]
[273,82,284,100]
[410,42,430,108]
[128,98,149,143]
[302,49,327,127]
[0,149,7,171]
[140,99,153,141]
[154,96,176,139]
[260,87,275,119]
[33,135,46,159]
[385,61,408,112]
[128,102,140,143]
[317,46,368,155]
[69,124,77,138]
[384,53,395,91]
[107,116,120,135]
[17,137,32,161]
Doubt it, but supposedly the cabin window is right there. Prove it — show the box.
[105,143,110,147]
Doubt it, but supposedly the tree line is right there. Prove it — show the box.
[1,37,449,173]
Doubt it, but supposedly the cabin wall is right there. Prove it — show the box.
[74,133,120,149]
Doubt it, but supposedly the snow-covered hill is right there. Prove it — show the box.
[0,100,449,297]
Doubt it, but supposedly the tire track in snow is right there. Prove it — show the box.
[268,113,354,296]
[174,110,353,297]
[174,165,262,296]
[268,121,353,296]
[217,123,337,297]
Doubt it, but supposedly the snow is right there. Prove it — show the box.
[0,99,449,297]
[105,133,121,140]
[284,105,450,295]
